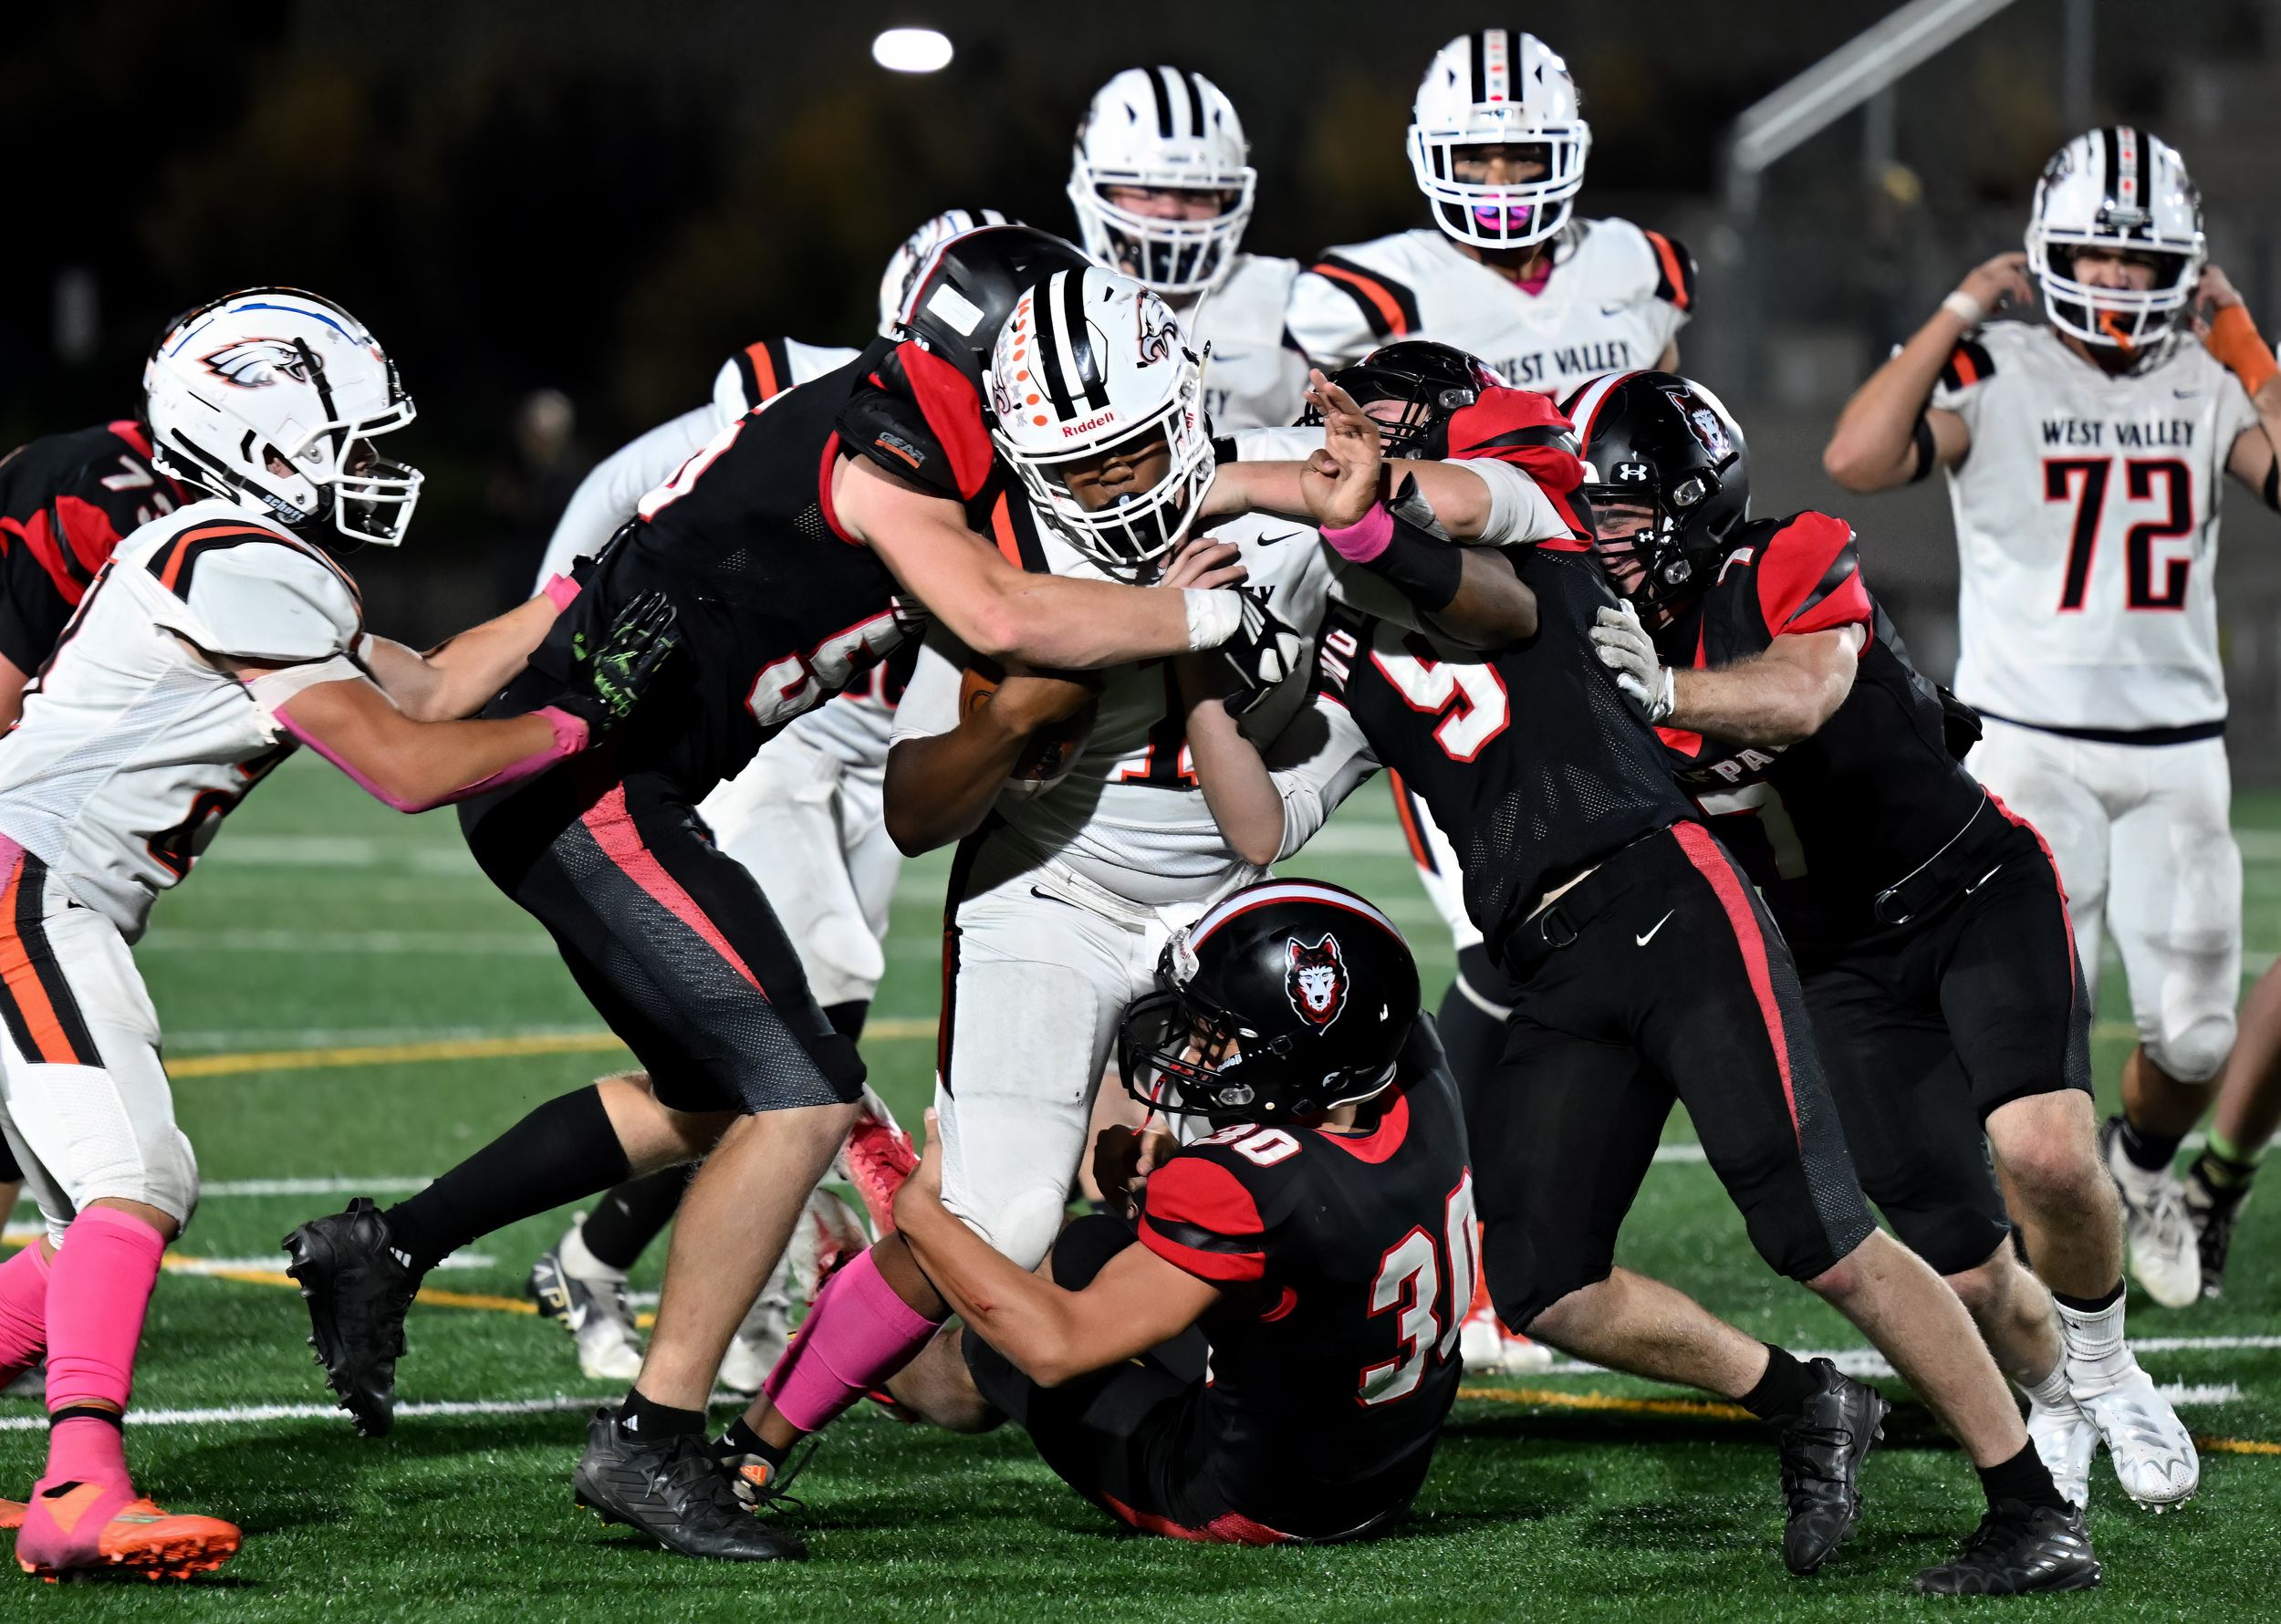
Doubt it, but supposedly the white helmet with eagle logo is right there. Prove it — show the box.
[984,266,1213,572]
[1068,67,1256,299]
[2026,127,2205,357]
[144,287,422,546]
[1408,30,1590,252]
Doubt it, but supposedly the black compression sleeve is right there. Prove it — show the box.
[1908,413,1938,484]
[2264,457,2278,512]
[1359,509,1465,612]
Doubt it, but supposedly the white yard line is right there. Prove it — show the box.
[1537,1348,2273,1386]
[139,930,555,955]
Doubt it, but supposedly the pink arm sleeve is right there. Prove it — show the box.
[276,703,590,814]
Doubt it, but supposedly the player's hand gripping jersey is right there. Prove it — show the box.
[1132,1025,1474,1538]
[1286,219,1693,393]
[0,501,359,938]
[0,421,188,677]
[1933,320,2260,734]
[528,340,983,797]
[1652,512,1993,953]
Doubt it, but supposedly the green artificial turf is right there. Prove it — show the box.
[4,759,2276,1619]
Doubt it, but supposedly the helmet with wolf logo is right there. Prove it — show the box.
[1118,879,1421,1120]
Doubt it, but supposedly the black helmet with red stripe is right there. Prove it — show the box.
[1302,340,1501,459]
[889,224,1093,383]
[1558,369,1750,618]
[1119,880,1421,1121]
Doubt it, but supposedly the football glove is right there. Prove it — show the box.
[555,590,682,736]
[1220,588,1309,722]
[1590,599,1674,724]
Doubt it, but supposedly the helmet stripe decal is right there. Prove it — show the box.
[1030,276,1078,421]
[1565,370,1643,460]
[1145,66,1176,139]
[2099,126,2120,215]
[1057,265,1109,410]
[2118,126,2140,214]
[1469,30,1489,102]
[1165,65,1199,140]
[1487,28,1509,104]
[1188,70,1213,137]
[1186,880,1403,950]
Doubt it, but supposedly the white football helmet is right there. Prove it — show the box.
[2026,127,2205,356]
[1408,30,1590,252]
[1068,67,1256,299]
[986,267,1213,573]
[144,288,421,546]
[877,208,1014,338]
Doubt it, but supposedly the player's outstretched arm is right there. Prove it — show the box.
[1823,254,2024,491]
[359,588,568,723]
[239,591,679,811]
[1591,600,1862,744]
[837,455,1251,670]
[883,661,1098,855]
[2202,266,2281,510]
[895,1113,1218,1388]
[1176,655,1379,865]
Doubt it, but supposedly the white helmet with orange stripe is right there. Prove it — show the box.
[2026,127,2204,357]
[1068,67,1257,299]
[984,266,1213,573]
[1408,30,1590,252]
[144,287,422,547]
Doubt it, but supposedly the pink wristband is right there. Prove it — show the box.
[1320,502,1395,564]
[542,573,581,612]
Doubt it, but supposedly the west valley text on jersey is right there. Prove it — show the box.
[2040,416,2200,448]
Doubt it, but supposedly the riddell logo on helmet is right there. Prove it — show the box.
[1284,933,1348,1029]
[1061,410,1119,438]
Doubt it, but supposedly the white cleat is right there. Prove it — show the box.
[1458,1302,1555,1376]
[526,1218,645,1382]
[2100,1117,2202,1310]
[2026,1392,2098,1510]
[718,1288,792,1394]
[2078,1368,2200,1509]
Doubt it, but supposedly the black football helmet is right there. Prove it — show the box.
[1119,880,1422,1121]
[1302,340,1502,458]
[1558,370,1751,618]
[888,224,1093,384]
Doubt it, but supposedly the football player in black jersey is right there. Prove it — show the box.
[0,399,191,1325]
[284,229,1308,1561]
[1575,370,2193,1534]
[887,879,1471,1545]
[1178,365,2100,1593]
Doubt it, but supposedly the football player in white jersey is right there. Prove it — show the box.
[1068,67,1307,432]
[0,288,679,1579]
[518,213,1009,1388]
[1825,128,2281,1309]
[1283,27,1695,1363]
[703,273,1584,1502]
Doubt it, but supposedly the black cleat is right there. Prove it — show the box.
[2185,1159,2250,1301]
[1914,1499,2100,1595]
[1774,1358,1890,1576]
[574,1408,806,1561]
[282,1198,421,1438]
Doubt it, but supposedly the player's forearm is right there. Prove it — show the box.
[1669,652,1849,748]
[982,575,1228,671]
[896,1190,1097,1387]
[369,594,563,723]
[1176,659,1285,866]
[882,723,1029,855]
[1824,309,1971,492]
[1426,548,1536,649]
[277,686,583,812]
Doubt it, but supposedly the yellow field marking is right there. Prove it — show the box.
[172,1018,939,1080]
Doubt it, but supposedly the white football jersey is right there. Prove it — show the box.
[1284,218,1693,393]
[536,336,886,769]
[1934,322,2260,732]
[1181,253,1310,432]
[0,500,361,939]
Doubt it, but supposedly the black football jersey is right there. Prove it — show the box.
[1136,1024,1474,1538]
[0,420,187,675]
[1311,544,1693,960]
[1653,512,1990,952]
[531,338,995,795]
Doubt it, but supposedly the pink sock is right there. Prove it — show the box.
[0,1241,49,1382]
[761,1247,942,1434]
[41,1207,165,1486]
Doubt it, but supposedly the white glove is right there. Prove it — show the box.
[1591,600,1675,724]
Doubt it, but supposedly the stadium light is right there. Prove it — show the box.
[872,27,953,74]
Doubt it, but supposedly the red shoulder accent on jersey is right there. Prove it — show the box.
[815,432,855,543]
[1656,723,1703,756]
[1641,230,1696,312]
[1307,255,1420,340]
[1445,386,1590,540]
[1755,512,1870,638]
[0,510,89,609]
[894,340,994,501]
[1940,338,1995,391]
[1139,1155,1266,1283]
[1318,1084,1410,1164]
[53,495,129,578]
[107,420,157,461]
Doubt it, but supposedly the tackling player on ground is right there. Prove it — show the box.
[1068,68,1307,432]
[1825,128,2281,1309]
[893,880,1472,1545]
[0,287,678,1580]
[1580,369,2196,1514]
